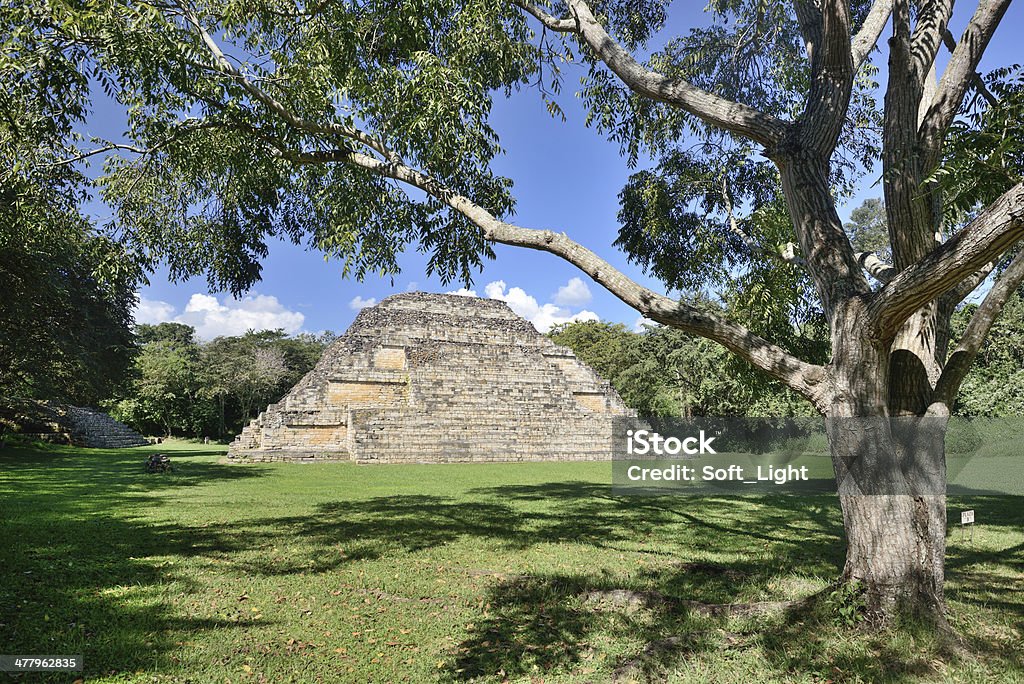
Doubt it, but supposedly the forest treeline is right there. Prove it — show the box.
[107,323,336,439]
[550,293,1024,419]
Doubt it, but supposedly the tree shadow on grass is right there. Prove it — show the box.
[2,449,1021,682]
[226,483,844,581]
[222,481,863,680]
[372,483,1020,683]
[944,494,1024,666]
[0,444,270,682]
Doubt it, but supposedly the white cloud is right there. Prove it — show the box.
[553,277,592,307]
[474,280,598,333]
[133,292,305,340]
[349,295,378,310]
[633,316,657,332]
[448,287,478,297]
[135,296,176,325]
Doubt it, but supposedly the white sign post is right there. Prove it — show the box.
[961,509,975,543]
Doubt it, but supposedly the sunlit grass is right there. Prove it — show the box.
[0,441,1021,682]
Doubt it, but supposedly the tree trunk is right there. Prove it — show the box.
[826,300,948,620]
[837,493,946,618]
[218,394,227,438]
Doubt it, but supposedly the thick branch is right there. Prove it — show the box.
[946,260,997,305]
[851,0,894,70]
[279,145,829,407]
[908,0,953,87]
[869,182,1024,338]
[855,251,897,284]
[799,0,855,154]
[941,29,998,107]
[882,0,942,270]
[933,248,1024,407]
[516,0,575,31]
[518,0,789,148]
[792,0,822,63]
[919,0,1012,167]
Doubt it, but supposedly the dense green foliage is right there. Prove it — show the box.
[108,324,334,438]
[2,441,1022,682]
[0,0,884,305]
[0,0,143,406]
[0,223,138,405]
[2,0,550,293]
[934,66,1024,225]
[951,292,1024,417]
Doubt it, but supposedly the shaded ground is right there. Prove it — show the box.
[0,442,1021,682]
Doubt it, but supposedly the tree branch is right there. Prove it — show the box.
[946,260,997,305]
[919,0,1012,167]
[175,2,400,164]
[932,248,1024,407]
[721,176,805,267]
[791,0,822,63]
[908,0,953,87]
[855,251,897,284]
[514,0,789,148]
[869,181,1024,338]
[46,120,224,168]
[851,0,894,71]
[45,143,148,167]
[515,0,575,31]
[275,143,830,407]
[940,28,998,107]
[798,0,855,154]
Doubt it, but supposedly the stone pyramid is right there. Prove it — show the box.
[228,292,633,463]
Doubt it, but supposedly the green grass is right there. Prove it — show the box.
[1,442,1022,683]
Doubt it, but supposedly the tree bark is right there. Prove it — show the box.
[825,404,949,618]
[837,492,946,617]
[825,287,948,620]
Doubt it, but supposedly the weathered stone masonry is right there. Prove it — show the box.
[228,292,633,463]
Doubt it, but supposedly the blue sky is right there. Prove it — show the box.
[84,2,1022,339]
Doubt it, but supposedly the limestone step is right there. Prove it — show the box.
[64,406,148,448]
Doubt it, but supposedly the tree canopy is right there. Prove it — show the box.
[0,222,138,405]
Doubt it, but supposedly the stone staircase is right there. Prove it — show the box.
[64,406,149,448]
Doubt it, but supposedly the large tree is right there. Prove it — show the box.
[7,0,1024,619]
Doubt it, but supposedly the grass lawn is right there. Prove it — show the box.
[1,441,1022,683]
